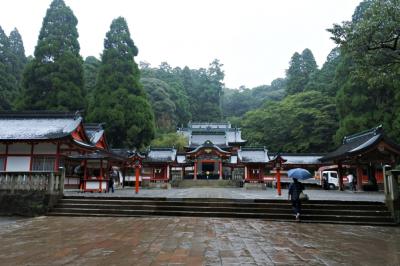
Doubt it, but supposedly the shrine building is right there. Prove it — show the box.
[0,111,124,192]
[138,122,324,184]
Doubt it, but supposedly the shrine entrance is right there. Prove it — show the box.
[197,160,219,179]
[186,140,231,180]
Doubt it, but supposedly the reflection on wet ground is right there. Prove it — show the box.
[65,187,385,202]
[0,216,399,265]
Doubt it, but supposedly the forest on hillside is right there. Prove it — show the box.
[0,0,399,152]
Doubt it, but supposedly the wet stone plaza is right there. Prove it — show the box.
[0,214,400,265]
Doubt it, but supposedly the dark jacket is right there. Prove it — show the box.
[288,181,304,201]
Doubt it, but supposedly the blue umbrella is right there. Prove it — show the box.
[287,168,312,180]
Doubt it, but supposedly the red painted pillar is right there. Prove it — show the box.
[99,159,103,192]
[277,168,281,196]
[356,166,363,191]
[83,159,87,191]
[135,166,140,194]
[54,143,60,173]
[194,161,197,180]
[219,160,222,180]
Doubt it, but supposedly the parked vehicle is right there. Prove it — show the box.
[315,166,348,190]
[322,170,340,190]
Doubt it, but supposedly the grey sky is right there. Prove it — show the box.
[0,0,361,88]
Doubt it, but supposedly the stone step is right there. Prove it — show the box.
[47,212,397,226]
[49,196,395,226]
[63,195,386,205]
[48,212,398,226]
[58,199,387,211]
[50,207,393,223]
[55,203,391,216]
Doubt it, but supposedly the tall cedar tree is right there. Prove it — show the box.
[0,26,17,110]
[20,0,85,111]
[285,49,318,95]
[8,28,27,85]
[83,56,101,107]
[88,17,155,148]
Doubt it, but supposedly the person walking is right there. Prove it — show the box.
[288,178,305,222]
[347,172,355,191]
[108,175,114,193]
[351,173,357,192]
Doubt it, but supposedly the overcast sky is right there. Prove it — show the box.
[0,0,361,88]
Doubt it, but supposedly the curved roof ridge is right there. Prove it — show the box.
[343,125,383,144]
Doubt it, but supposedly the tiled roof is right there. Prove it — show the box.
[238,147,269,163]
[187,140,231,154]
[188,122,231,129]
[320,125,400,162]
[111,149,131,158]
[281,154,324,165]
[146,148,177,162]
[0,111,82,140]
[191,134,227,146]
[177,122,246,147]
[84,123,105,145]
[69,150,125,161]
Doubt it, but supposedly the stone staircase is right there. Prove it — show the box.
[48,196,397,226]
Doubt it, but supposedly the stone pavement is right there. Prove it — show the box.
[0,215,399,265]
[65,187,385,202]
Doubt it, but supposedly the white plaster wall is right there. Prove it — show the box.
[6,156,30,171]
[34,143,57,154]
[86,181,107,190]
[8,143,31,154]
[65,177,79,185]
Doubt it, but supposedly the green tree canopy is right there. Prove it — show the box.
[8,28,26,85]
[242,90,338,152]
[141,77,177,131]
[286,49,318,95]
[305,48,341,97]
[179,60,224,121]
[140,62,191,129]
[328,0,400,143]
[83,56,101,107]
[88,17,155,148]
[19,0,85,111]
[222,79,285,118]
[0,26,18,110]
[150,132,188,151]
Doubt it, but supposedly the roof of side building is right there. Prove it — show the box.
[320,125,400,162]
[0,111,84,140]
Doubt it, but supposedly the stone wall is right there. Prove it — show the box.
[0,172,64,216]
[0,191,61,216]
